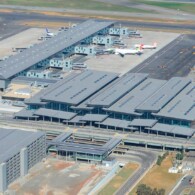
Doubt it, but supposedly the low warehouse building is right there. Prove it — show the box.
[0,128,46,193]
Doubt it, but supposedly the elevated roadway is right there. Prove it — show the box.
[0,116,194,151]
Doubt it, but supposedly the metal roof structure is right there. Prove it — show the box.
[48,137,121,155]
[136,77,191,113]
[87,73,147,107]
[34,108,77,120]
[105,78,166,115]
[56,142,107,155]
[80,114,108,122]
[129,119,158,127]
[12,76,59,85]
[14,109,37,118]
[102,138,121,150]
[51,132,72,143]
[153,84,195,121]
[0,20,114,79]
[67,116,86,124]
[96,118,136,130]
[25,72,78,105]
[146,123,195,136]
[0,128,45,163]
[41,70,118,105]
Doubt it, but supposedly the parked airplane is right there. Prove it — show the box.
[105,46,143,57]
[134,42,157,49]
[46,28,54,37]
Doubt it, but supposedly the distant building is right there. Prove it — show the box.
[168,167,178,173]
[0,128,46,193]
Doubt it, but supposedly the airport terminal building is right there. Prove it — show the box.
[0,128,46,193]
[15,70,195,139]
[0,20,127,91]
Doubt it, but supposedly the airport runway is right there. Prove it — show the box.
[130,34,195,79]
[0,11,195,34]
[0,18,27,41]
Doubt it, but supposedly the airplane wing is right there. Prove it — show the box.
[118,52,125,57]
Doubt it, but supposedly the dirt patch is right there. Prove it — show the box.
[53,161,74,170]
[10,159,108,195]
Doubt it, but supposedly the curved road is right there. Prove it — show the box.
[113,150,157,195]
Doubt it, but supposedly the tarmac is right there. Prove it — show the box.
[86,30,179,75]
[130,34,195,80]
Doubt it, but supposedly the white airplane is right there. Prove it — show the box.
[134,42,157,49]
[46,28,54,37]
[105,46,143,57]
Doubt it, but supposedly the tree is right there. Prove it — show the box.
[136,184,165,195]
[176,152,183,161]
[158,188,165,195]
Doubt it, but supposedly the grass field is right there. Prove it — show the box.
[98,163,139,195]
[130,153,182,195]
[138,1,195,14]
[0,0,149,13]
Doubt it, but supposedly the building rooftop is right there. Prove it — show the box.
[105,78,166,115]
[80,114,108,122]
[136,77,191,113]
[0,128,45,163]
[34,108,77,120]
[0,20,114,79]
[153,84,195,121]
[41,70,118,105]
[146,123,195,137]
[129,119,158,127]
[96,118,136,130]
[88,73,147,107]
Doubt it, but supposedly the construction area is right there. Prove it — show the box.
[9,158,109,195]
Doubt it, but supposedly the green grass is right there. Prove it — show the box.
[0,0,150,13]
[98,163,139,195]
[138,0,195,14]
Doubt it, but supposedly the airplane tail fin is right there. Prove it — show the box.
[46,28,49,33]
[153,42,157,47]
[138,45,143,52]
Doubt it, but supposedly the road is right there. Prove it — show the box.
[113,149,157,195]
[171,175,194,195]
[0,115,194,148]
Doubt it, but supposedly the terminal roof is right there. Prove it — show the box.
[96,118,136,130]
[129,119,158,127]
[0,128,44,163]
[136,77,191,113]
[105,78,166,115]
[80,114,108,122]
[0,20,114,79]
[153,84,195,121]
[14,109,37,118]
[146,123,195,136]
[41,70,118,105]
[34,108,77,120]
[25,72,78,105]
[88,73,147,107]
